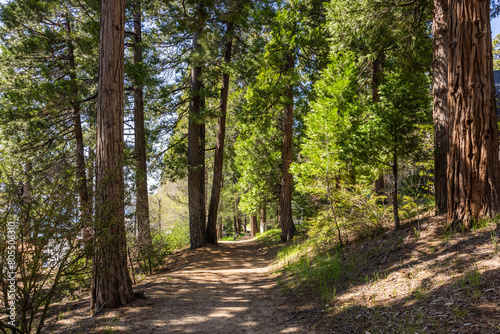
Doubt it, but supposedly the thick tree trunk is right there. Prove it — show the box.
[447,0,500,228]
[206,21,234,245]
[92,0,134,314]
[132,0,152,262]
[433,0,449,214]
[392,157,400,230]
[280,54,296,242]
[187,4,206,250]
[65,13,91,244]
[250,215,258,237]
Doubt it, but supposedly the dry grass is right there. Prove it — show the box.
[281,214,500,333]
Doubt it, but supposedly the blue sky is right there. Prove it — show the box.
[492,17,500,39]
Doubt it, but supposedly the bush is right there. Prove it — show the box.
[129,222,190,275]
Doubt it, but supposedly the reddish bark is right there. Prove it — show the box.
[447,0,500,227]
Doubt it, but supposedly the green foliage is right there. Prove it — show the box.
[129,222,190,274]
[276,239,343,303]
[493,33,500,71]
[292,51,362,197]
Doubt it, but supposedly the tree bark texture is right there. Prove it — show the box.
[206,21,234,245]
[280,54,296,242]
[188,5,206,249]
[250,215,258,237]
[433,0,449,214]
[447,0,500,227]
[91,0,134,313]
[133,0,152,260]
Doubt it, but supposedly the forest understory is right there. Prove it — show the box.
[43,214,500,334]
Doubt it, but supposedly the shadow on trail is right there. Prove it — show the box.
[51,240,306,334]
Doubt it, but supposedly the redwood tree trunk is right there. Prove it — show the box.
[280,54,296,242]
[433,0,449,214]
[187,4,206,250]
[250,215,258,237]
[206,21,234,245]
[92,0,134,313]
[447,0,500,227]
[133,0,152,261]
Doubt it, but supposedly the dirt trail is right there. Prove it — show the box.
[53,239,310,333]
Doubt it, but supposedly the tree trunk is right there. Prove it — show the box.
[372,57,383,103]
[92,0,134,314]
[433,0,449,214]
[237,217,241,235]
[243,214,247,233]
[187,4,206,250]
[374,176,384,194]
[250,215,258,237]
[373,57,386,198]
[217,217,222,240]
[206,21,234,245]
[392,157,400,230]
[65,13,92,245]
[447,0,500,228]
[280,54,296,242]
[260,205,266,234]
[277,199,281,227]
[233,215,238,240]
[132,0,152,263]
[21,162,32,238]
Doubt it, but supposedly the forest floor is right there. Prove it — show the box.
[276,214,500,333]
[45,215,500,334]
[46,237,311,333]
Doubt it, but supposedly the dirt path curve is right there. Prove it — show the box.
[62,239,310,333]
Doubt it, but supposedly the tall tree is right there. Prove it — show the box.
[433,0,449,214]
[188,2,207,249]
[92,0,134,313]
[132,0,153,264]
[206,19,234,245]
[446,0,500,227]
[280,52,296,241]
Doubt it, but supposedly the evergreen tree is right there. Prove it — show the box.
[91,0,135,313]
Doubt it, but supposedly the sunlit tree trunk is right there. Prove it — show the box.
[91,0,134,313]
[250,215,258,237]
[447,0,500,227]
[433,0,449,214]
